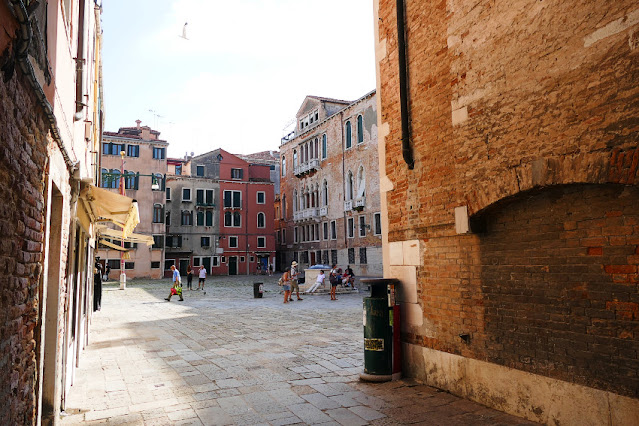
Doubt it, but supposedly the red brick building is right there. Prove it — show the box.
[375,0,639,423]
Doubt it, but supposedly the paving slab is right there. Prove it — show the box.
[60,276,536,425]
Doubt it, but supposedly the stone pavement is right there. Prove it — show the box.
[60,275,536,425]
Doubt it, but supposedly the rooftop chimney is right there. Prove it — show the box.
[135,119,141,129]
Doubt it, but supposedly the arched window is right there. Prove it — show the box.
[233,212,241,227]
[347,171,354,200]
[293,190,298,212]
[322,180,328,206]
[101,168,109,188]
[224,211,232,227]
[257,212,265,228]
[282,156,286,176]
[322,134,327,159]
[293,150,298,167]
[357,166,366,198]
[205,210,213,226]
[282,195,287,217]
[357,115,364,143]
[110,169,120,189]
[345,121,352,149]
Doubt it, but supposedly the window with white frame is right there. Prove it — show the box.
[182,188,191,201]
[257,212,266,228]
[166,187,171,201]
[257,191,265,204]
[322,134,327,159]
[345,120,352,149]
[153,204,164,223]
[231,168,243,179]
[357,114,364,144]
[224,211,241,227]
[374,213,382,235]
[323,222,328,240]
[294,227,298,243]
[201,237,210,247]
[330,220,337,240]
[347,217,354,238]
[257,237,266,248]
[181,210,193,226]
[223,190,241,208]
[212,256,219,267]
[229,236,238,248]
[282,156,286,176]
[196,165,204,176]
[359,215,366,237]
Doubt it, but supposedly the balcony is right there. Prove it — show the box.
[344,200,353,211]
[354,197,366,209]
[293,208,320,222]
[196,202,216,208]
[319,206,328,216]
[293,158,321,177]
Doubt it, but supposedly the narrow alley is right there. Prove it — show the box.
[60,276,535,425]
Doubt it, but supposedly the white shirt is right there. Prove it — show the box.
[199,268,206,278]
[316,273,325,284]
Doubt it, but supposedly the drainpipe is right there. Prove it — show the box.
[8,0,75,170]
[396,0,414,169]
[340,112,349,251]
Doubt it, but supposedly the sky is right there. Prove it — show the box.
[101,0,377,158]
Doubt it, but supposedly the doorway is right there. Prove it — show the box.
[179,259,189,277]
[228,256,237,275]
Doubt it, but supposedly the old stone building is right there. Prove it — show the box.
[0,1,137,424]
[375,0,639,423]
[278,91,382,276]
[98,121,168,279]
[165,149,276,275]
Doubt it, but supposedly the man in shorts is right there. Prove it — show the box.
[198,265,207,290]
[289,261,303,301]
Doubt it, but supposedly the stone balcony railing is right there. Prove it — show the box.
[344,200,353,211]
[354,196,366,208]
[293,208,320,222]
[293,158,321,177]
[319,206,328,216]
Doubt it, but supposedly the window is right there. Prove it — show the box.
[348,217,354,238]
[103,142,125,156]
[277,230,281,244]
[197,211,204,226]
[347,171,354,200]
[301,251,309,264]
[231,168,243,179]
[257,237,266,248]
[165,211,171,226]
[212,256,219,267]
[196,165,204,176]
[322,250,329,265]
[125,262,135,270]
[153,147,166,159]
[322,134,327,159]
[196,189,204,205]
[223,190,242,208]
[331,250,338,266]
[345,121,352,149]
[224,211,241,227]
[282,156,286,176]
[205,189,214,205]
[359,216,366,237]
[357,166,366,199]
[201,237,210,247]
[166,187,171,201]
[294,227,298,243]
[323,222,328,240]
[257,192,265,204]
[357,115,364,143]
[153,204,164,223]
[152,235,164,248]
[330,221,337,239]
[151,261,161,269]
[100,168,109,188]
[229,236,238,248]
[165,260,174,270]
[374,213,381,235]
[182,188,191,201]
[348,248,355,264]
[166,235,182,248]
[221,256,226,263]
[359,247,367,264]
[240,256,246,263]
[257,212,265,228]
[193,257,201,267]
[124,171,139,189]
[282,229,286,244]
[293,150,298,167]
[181,210,193,226]
[153,173,164,191]
[109,169,120,189]
[107,259,120,270]
[175,164,182,175]
[322,180,328,206]
[205,211,213,227]
[127,144,139,157]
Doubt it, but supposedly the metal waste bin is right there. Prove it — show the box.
[253,282,264,298]
[360,278,401,382]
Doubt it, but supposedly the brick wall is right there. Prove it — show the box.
[376,0,639,408]
[0,34,50,424]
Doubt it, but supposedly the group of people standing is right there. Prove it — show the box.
[280,262,357,302]
[165,264,207,302]
[280,261,304,303]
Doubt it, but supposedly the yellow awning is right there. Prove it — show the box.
[81,185,140,238]
[99,239,129,251]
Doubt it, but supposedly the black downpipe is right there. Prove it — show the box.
[396,0,414,169]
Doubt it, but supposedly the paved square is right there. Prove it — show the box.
[60,276,535,425]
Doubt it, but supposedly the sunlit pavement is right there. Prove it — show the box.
[60,275,535,425]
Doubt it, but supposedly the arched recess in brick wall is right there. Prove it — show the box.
[465,149,639,216]
[470,183,638,399]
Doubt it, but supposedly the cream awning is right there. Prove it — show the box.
[96,225,154,246]
[81,185,140,238]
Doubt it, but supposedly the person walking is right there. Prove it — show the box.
[281,267,292,303]
[104,264,111,281]
[198,265,207,290]
[329,264,339,300]
[268,264,273,276]
[93,258,102,311]
[290,261,303,301]
[186,265,193,290]
[165,265,184,301]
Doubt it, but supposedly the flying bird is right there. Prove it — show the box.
[179,22,188,40]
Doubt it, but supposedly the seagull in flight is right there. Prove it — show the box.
[179,22,189,40]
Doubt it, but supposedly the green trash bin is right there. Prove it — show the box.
[360,279,401,382]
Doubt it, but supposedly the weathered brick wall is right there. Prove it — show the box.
[0,28,50,424]
[377,0,639,401]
